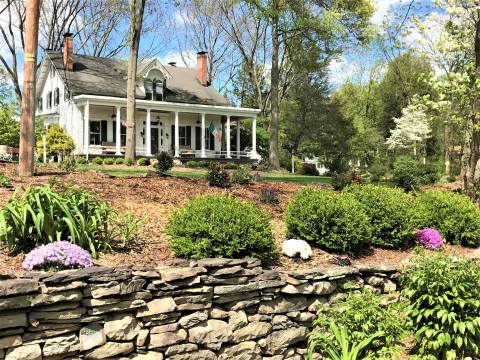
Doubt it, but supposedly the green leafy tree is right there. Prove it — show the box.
[378,52,434,138]
[36,124,75,160]
[247,0,374,169]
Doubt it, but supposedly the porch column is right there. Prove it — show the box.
[174,111,180,158]
[115,106,121,155]
[236,119,240,159]
[84,100,90,159]
[201,113,206,158]
[250,115,257,160]
[226,115,231,158]
[146,109,152,156]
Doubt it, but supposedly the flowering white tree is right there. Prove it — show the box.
[386,102,432,156]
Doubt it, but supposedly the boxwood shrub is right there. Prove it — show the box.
[285,188,371,252]
[343,184,415,248]
[92,157,103,165]
[103,157,114,165]
[411,190,480,247]
[166,195,276,262]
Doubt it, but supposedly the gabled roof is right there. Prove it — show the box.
[40,51,229,106]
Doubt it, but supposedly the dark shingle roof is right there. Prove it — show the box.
[46,51,229,106]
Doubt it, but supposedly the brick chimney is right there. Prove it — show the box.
[196,51,208,86]
[63,33,74,72]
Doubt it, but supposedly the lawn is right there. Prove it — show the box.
[78,164,332,184]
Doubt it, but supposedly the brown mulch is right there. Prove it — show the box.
[0,162,478,276]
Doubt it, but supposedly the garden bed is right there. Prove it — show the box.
[0,163,478,276]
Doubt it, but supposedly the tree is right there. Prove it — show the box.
[0,0,130,104]
[385,102,432,157]
[377,51,434,138]
[247,0,374,169]
[19,0,40,177]
[124,0,146,163]
[0,107,19,148]
[36,124,75,160]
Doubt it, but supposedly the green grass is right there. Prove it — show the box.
[78,164,331,184]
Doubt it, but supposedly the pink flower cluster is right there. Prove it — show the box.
[415,228,444,250]
[22,241,93,271]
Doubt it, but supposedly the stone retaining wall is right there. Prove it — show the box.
[0,259,400,360]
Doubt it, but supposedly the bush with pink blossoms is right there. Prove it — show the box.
[22,241,93,271]
[415,228,444,250]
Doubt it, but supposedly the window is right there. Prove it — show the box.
[154,80,163,101]
[54,88,60,106]
[46,92,52,109]
[37,97,43,112]
[89,120,108,145]
[145,78,164,101]
[90,121,101,145]
[195,127,215,151]
[179,126,191,147]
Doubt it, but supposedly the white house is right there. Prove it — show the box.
[35,33,260,161]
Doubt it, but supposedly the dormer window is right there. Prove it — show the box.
[144,67,166,101]
[145,79,164,101]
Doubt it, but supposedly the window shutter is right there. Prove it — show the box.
[195,127,201,150]
[54,88,60,105]
[186,126,191,146]
[171,125,175,150]
[101,121,108,142]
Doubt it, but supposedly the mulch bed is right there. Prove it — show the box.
[0,162,478,276]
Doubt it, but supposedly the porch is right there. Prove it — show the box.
[74,95,260,161]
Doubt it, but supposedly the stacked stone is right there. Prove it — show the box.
[0,260,400,360]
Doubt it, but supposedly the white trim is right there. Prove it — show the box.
[73,95,260,118]
[226,115,231,158]
[201,113,206,158]
[146,109,152,156]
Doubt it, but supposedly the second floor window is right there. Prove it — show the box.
[145,79,164,101]
[54,88,60,106]
[46,92,52,109]
[37,97,43,112]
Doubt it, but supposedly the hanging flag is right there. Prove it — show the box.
[208,121,222,141]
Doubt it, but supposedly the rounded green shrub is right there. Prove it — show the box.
[343,184,414,248]
[114,158,126,165]
[92,157,103,165]
[411,190,480,247]
[393,156,441,191]
[137,158,150,166]
[285,188,371,252]
[76,156,87,165]
[166,195,276,262]
[103,157,114,165]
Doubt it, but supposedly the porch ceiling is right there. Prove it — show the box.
[73,94,260,118]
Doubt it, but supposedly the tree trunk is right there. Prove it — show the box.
[444,121,450,175]
[19,0,40,177]
[269,7,280,169]
[464,16,480,199]
[124,0,146,163]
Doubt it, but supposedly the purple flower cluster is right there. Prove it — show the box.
[22,241,93,271]
[415,228,444,250]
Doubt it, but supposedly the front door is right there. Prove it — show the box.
[151,128,159,155]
